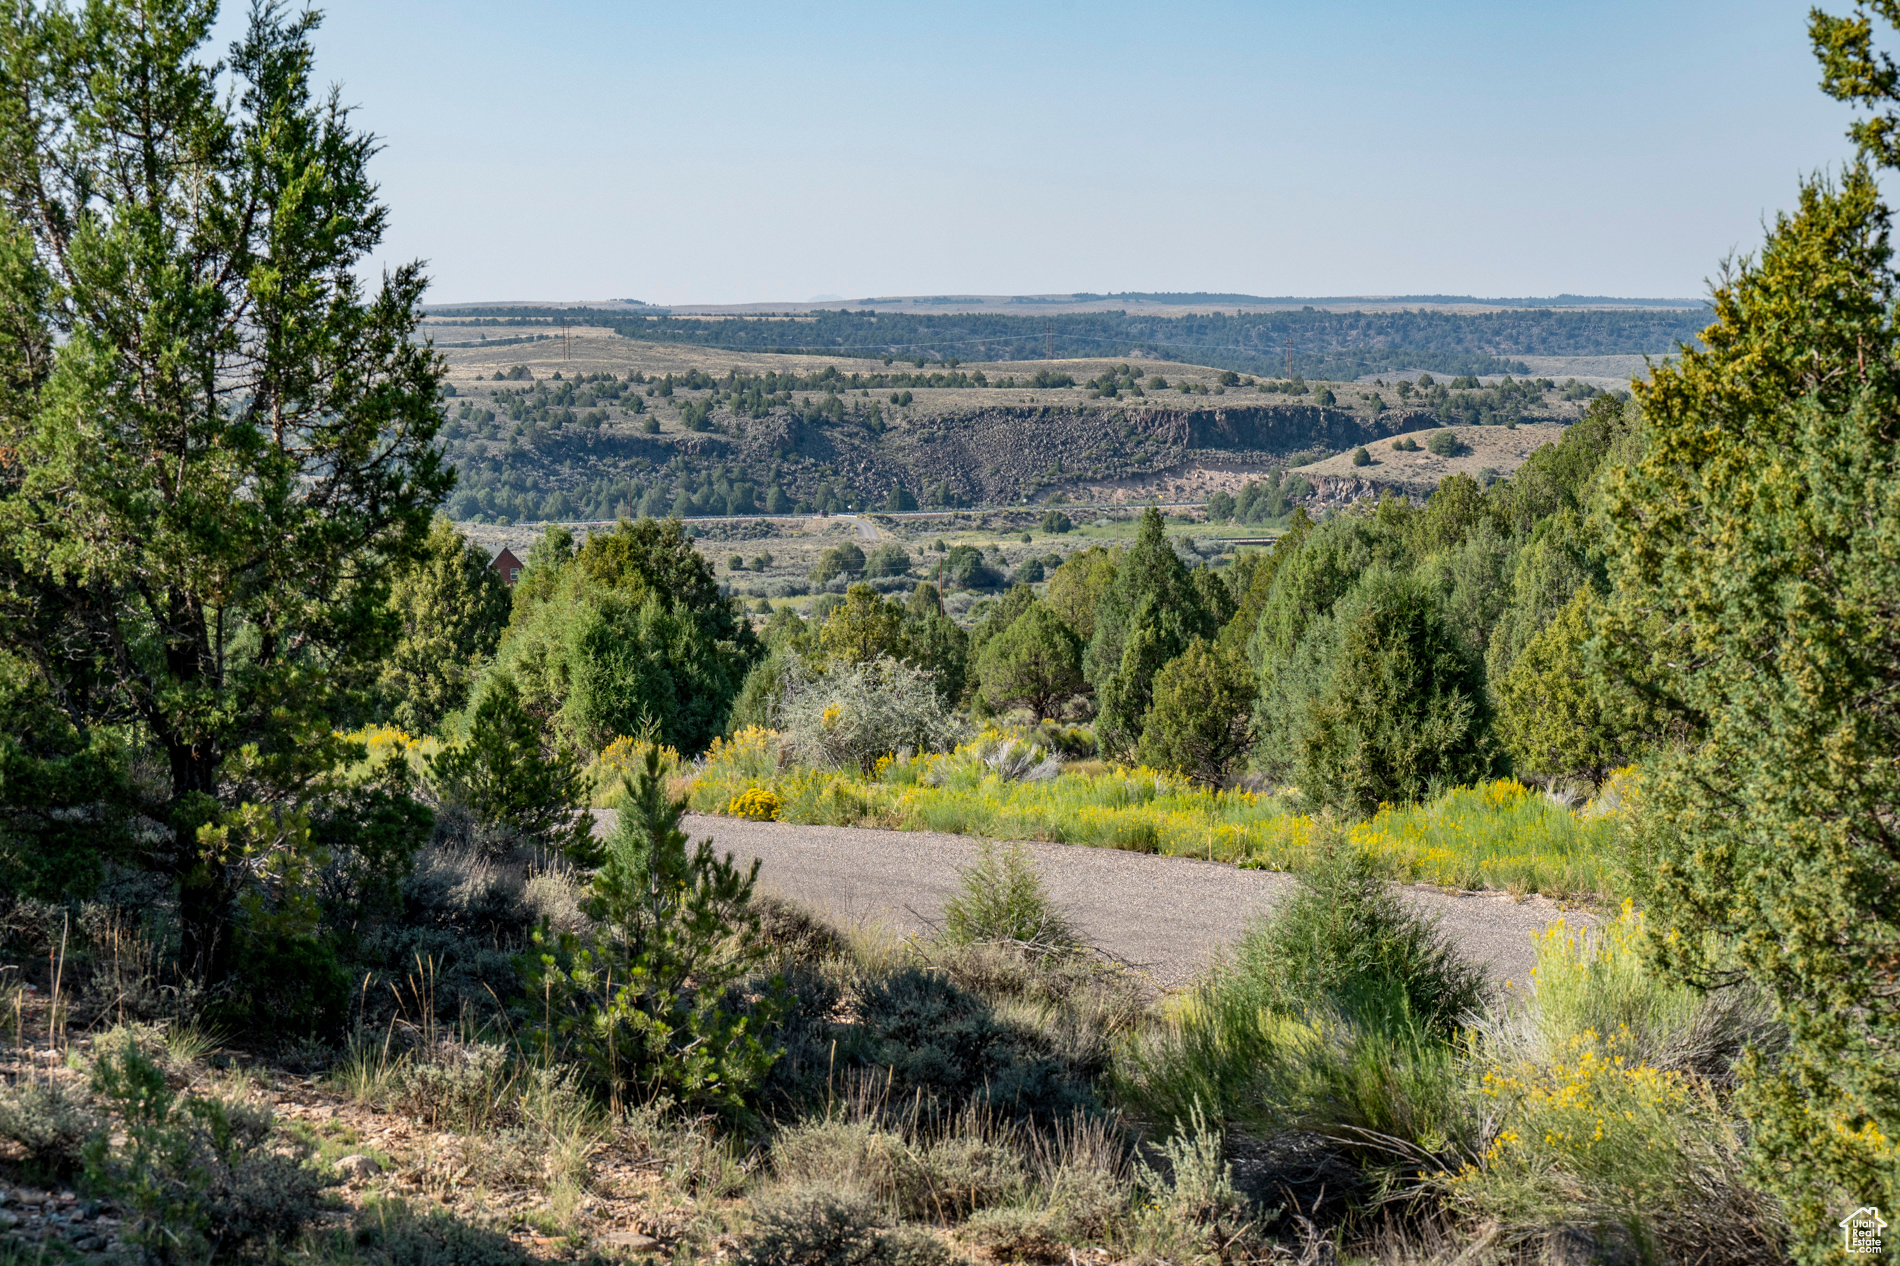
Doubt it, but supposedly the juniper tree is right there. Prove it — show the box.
[1593,7,1900,1237]
[0,0,449,980]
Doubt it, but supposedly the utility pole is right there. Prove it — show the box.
[563,319,570,361]
[1045,320,1053,361]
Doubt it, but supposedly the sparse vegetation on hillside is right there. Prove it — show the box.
[426,303,1707,381]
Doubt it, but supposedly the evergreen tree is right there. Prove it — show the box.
[1295,571,1494,813]
[1088,508,1211,757]
[427,674,595,864]
[1594,15,1900,1227]
[522,746,777,1116]
[1136,638,1257,786]
[378,517,512,734]
[0,1,449,981]
[1495,589,1623,782]
[974,603,1084,721]
[499,518,759,754]
[818,584,910,665]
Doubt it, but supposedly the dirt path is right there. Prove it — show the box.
[594,812,1582,991]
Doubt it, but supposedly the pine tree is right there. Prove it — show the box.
[523,746,777,1116]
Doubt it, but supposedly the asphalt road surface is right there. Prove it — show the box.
[594,812,1584,992]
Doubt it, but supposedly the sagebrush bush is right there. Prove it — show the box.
[322,1194,542,1265]
[737,1186,885,1266]
[770,1113,1027,1223]
[807,966,1099,1125]
[84,1043,335,1264]
[1130,1106,1265,1265]
[780,654,965,771]
[0,1078,100,1180]
[391,1040,517,1132]
[752,892,853,968]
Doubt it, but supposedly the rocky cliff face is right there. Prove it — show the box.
[719,402,1423,505]
[508,400,1490,511]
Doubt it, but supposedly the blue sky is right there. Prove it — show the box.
[252,1,1864,304]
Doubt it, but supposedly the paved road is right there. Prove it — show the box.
[595,812,1582,992]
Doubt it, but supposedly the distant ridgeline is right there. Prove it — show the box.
[426,304,1712,381]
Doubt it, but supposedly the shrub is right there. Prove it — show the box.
[1521,904,1780,1077]
[1351,446,1370,466]
[770,1115,1026,1223]
[0,1079,101,1181]
[864,543,912,578]
[84,1042,335,1263]
[208,926,351,1038]
[1425,429,1462,457]
[390,1040,518,1132]
[811,543,867,584]
[730,786,782,821]
[1439,903,1786,1262]
[848,969,1097,1123]
[939,544,1003,591]
[523,746,780,1117]
[940,842,1080,953]
[1038,509,1072,534]
[781,655,965,771]
[1239,846,1485,1034]
[1130,1106,1261,1264]
[1117,844,1485,1133]
[331,1195,543,1265]
[740,1186,963,1266]
[1447,1027,1781,1264]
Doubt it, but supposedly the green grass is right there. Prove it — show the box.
[690,730,1624,899]
[1113,887,1784,1263]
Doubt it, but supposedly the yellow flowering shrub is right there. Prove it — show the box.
[1582,763,1639,821]
[703,726,780,780]
[728,786,782,822]
[334,724,440,778]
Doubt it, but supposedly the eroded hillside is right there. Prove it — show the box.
[434,337,1606,523]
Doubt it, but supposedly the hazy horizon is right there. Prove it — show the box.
[251,1,1861,306]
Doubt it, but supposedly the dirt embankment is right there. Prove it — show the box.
[1294,423,1568,498]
